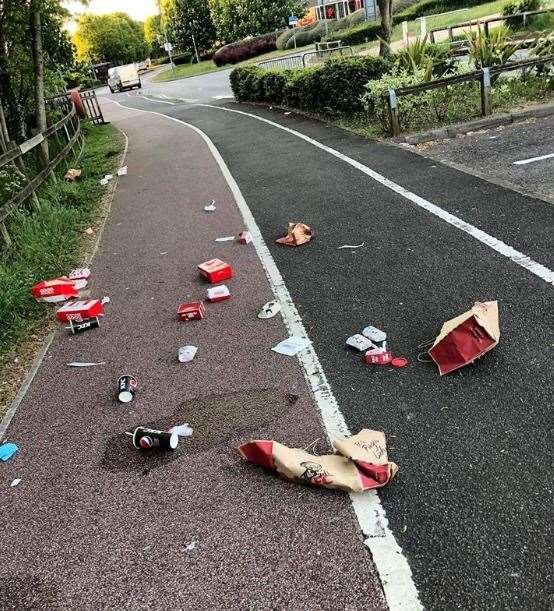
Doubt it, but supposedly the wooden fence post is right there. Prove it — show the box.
[402,21,409,47]
[388,89,401,137]
[448,27,453,42]
[480,68,492,116]
[484,20,490,36]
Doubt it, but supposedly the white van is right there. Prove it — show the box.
[108,64,141,93]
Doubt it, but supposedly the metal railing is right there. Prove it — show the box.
[258,46,353,70]
[0,99,84,247]
[386,54,554,136]
[429,7,554,44]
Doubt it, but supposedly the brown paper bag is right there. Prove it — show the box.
[237,429,398,493]
[429,301,500,376]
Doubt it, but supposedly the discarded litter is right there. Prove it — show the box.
[132,426,178,451]
[362,326,387,345]
[207,285,230,303]
[178,301,205,321]
[338,243,365,249]
[215,236,235,242]
[56,299,104,323]
[258,301,281,319]
[276,222,313,247]
[238,231,252,245]
[364,350,393,366]
[101,296,111,305]
[284,112,291,116]
[64,168,81,181]
[68,268,91,289]
[0,443,18,462]
[204,200,216,212]
[117,166,128,176]
[391,357,408,368]
[118,374,138,403]
[85,227,94,235]
[272,336,311,356]
[10,478,21,487]
[237,429,398,493]
[429,300,500,376]
[198,258,233,284]
[67,362,106,367]
[170,424,193,437]
[346,334,374,352]
[66,318,100,334]
[31,278,79,303]
[178,346,198,363]
[185,542,197,551]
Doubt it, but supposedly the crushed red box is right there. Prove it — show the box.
[31,278,80,303]
[178,301,206,321]
[198,258,233,284]
[56,299,104,323]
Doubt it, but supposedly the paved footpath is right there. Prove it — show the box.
[98,94,552,610]
[0,102,389,608]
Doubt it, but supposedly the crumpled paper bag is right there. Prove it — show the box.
[276,222,313,246]
[237,429,398,493]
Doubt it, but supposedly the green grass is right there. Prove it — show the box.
[0,123,123,366]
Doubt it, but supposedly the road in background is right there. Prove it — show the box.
[96,93,553,610]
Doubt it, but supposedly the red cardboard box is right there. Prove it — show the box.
[238,231,252,245]
[178,301,206,321]
[31,278,80,303]
[56,299,104,323]
[68,267,91,289]
[198,258,233,284]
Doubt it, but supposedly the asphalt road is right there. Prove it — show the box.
[416,115,554,203]
[96,93,553,610]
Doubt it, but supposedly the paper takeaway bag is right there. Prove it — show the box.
[429,301,500,376]
[237,429,398,493]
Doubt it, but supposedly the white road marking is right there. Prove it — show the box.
[199,104,554,286]
[513,152,554,165]
[143,95,176,105]
[104,97,423,610]
[212,95,234,100]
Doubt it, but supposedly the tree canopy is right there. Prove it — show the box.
[73,12,149,65]
[161,0,217,55]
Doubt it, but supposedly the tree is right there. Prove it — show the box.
[208,0,306,43]
[376,0,393,56]
[162,0,216,55]
[30,0,50,169]
[74,13,149,65]
[144,14,164,56]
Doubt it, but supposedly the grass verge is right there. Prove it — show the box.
[0,122,123,417]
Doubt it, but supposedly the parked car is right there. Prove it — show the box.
[107,64,141,93]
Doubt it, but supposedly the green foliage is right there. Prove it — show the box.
[502,0,544,28]
[0,124,123,365]
[231,56,390,111]
[322,20,382,46]
[74,12,148,65]
[144,15,165,57]
[394,38,456,79]
[208,0,306,43]
[162,0,216,54]
[466,25,521,68]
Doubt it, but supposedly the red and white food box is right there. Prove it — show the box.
[178,301,206,321]
[364,350,393,366]
[56,299,104,323]
[31,278,80,303]
[207,285,231,303]
[68,267,91,289]
[238,231,252,245]
[197,258,233,284]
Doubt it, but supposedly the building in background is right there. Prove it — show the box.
[300,0,377,25]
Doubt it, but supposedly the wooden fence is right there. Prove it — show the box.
[428,7,554,44]
[386,54,554,136]
[0,90,103,248]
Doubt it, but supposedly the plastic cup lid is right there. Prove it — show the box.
[118,390,134,403]
[391,357,408,368]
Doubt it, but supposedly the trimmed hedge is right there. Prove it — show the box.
[230,56,390,112]
[322,20,382,45]
[214,32,281,67]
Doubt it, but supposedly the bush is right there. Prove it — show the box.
[276,28,297,50]
[283,21,332,49]
[151,56,170,66]
[231,56,390,112]
[173,52,193,65]
[322,20,382,46]
[502,0,544,28]
[214,32,279,66]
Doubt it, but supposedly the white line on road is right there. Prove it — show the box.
[104,97,423,611]
[513,152,554,165]
[143,95,175,105]
[199,104,554,286]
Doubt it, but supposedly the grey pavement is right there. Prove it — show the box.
[416,115,554,203]
[96,94,553,610]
